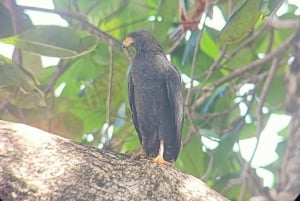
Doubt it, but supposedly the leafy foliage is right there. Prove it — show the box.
[0,0,298,200]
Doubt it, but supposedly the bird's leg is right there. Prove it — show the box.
[152,140,172,166]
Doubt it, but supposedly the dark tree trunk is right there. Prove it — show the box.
[0,120,228,201]
[274,20,300,201]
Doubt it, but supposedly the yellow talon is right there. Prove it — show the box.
[152,140,172,166]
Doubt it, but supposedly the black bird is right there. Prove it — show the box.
[122,30,184,164]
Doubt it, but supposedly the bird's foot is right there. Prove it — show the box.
[128,149,146,159]
[151,139,173,165]
[152,155,173,166]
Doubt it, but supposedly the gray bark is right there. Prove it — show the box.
[0,120,229,201]
[273,21,300,201]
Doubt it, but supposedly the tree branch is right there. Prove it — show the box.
[0,120,229,201]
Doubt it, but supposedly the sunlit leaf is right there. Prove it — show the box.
[201,31,219,59]
[217,0,261,45]
[0,25,98,58]
[0,55,39,91]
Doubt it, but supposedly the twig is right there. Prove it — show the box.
[265,17,299,29]
[84,0,99,15]
[104,17,149,33]
[43,60,70,95]
[106,39,114,126]
[201,150,214,180]
[98,0,128,24]
[199,46,227,82]
[182,109,198,146]
[48,90,55,132]
[18,5,121,46]
[43,0,101,96]
[253,58,280,163]
[224,25,268,65]
[0,100,10,115]
[185,15,207,106]
[239,58,280,201]
[192,34,293,109]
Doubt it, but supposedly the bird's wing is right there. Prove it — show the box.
[128,72,142,143]
[165,66,184,149]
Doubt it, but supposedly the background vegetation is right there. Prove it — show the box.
[0,0,299,200]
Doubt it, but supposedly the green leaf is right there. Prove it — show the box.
[201,31,219,59]
[176,135,204,177]
[0,55,45,108]
[257,74,285,108]
[0,55,39,91]
[217,0,261,45]
[212,126,241,170]
[182,30,200,66]
[259,0,282,16]
[0,5,13,38]
[0,25,98,58]
[200,85,228,113]
[225,47,255,69]
[277,124,289,138]
[119,126,140,153]
[239,123,256,139]
[0,5,33,38]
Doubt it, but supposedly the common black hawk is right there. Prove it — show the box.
[122,30,184,165]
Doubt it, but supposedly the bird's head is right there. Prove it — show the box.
[122,30,164,54]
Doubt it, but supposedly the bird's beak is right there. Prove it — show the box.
[122,37,134,48]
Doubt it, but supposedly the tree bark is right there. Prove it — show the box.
[0,120,228,201]
[273,20,300,201]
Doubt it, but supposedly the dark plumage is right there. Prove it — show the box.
[123,30,184,164]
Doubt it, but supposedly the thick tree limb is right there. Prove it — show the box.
[0,120,228,201]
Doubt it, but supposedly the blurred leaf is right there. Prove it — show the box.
[50,111,84,140]
[53,47,128,134]
[212,122,242,169]
[225,47,255,69]
[22,51,43,76]
[200,85,228,114]
[217,0,245,18]
[4,104,49,123]
[176,135,204,177]
[154,0,178,42]
[259,0,282,16]
[217,0,261,45]
[200,129,220,139]
[201,31,219,59]
[239,123,256,139]
[257,74,285,108]
[0,6,33,38]
[0,25,98,58]
[38,65,57,87]
[263,140,286,175]
[0,5,13,38]
[172,45,214,77]
[0,55,39,91]
[182,30,200,66]
[277,124,289,138]
[119,127,140,153]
